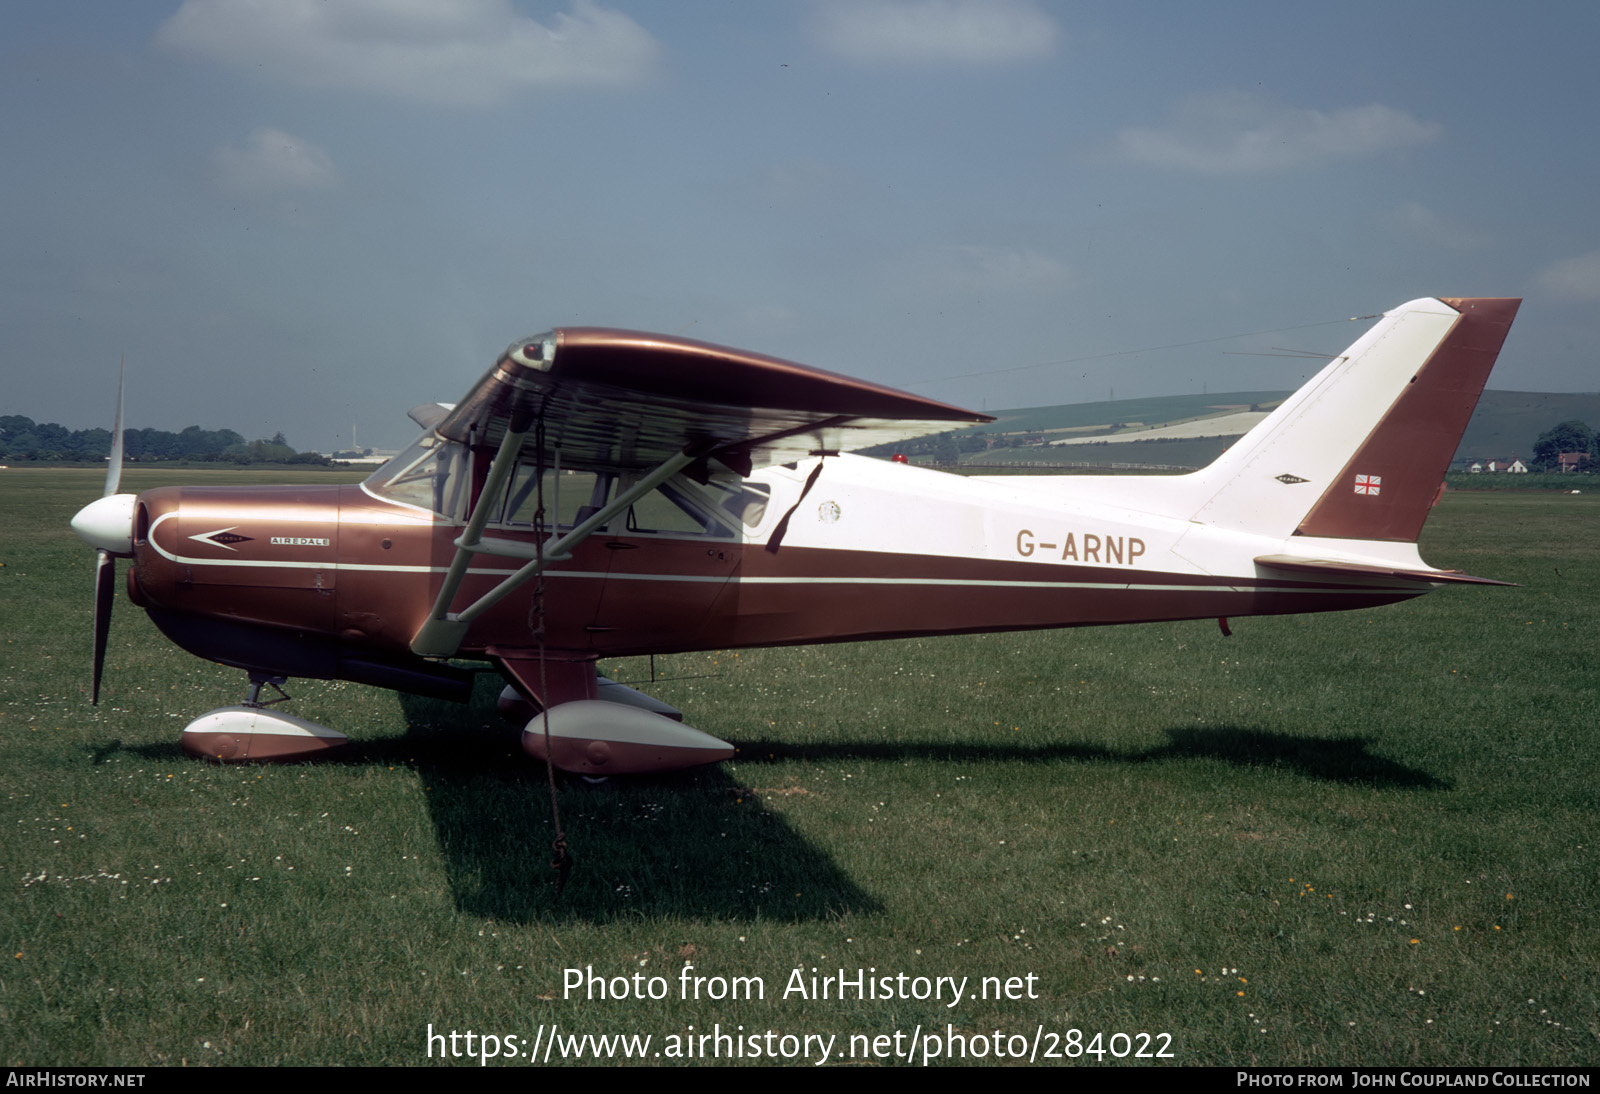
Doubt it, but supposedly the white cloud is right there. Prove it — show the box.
[158,0,659,107]
[1114,92,1441,174]
[811,0,1057,66]
[918,244,1073,296]
[1536,250,1600,301]
[212,128,338,195]
[1384,202,1487,250]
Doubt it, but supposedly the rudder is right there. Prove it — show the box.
[1294,297,1520,541]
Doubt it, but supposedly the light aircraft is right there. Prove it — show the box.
[71,297,1519,776]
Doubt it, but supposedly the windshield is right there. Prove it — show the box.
[363,433,467,518]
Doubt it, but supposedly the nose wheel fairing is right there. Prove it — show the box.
[179,673,349,763]
[181,706,350,763]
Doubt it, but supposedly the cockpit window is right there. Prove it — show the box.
[363,434,467,518]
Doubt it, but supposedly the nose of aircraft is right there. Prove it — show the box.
[71,493,137,555]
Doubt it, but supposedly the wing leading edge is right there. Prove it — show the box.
[433,327,991,474]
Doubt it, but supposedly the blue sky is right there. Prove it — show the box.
[4,1,1597,451]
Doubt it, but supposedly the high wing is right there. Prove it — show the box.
[411,327,991,657]
[433,327,991,475]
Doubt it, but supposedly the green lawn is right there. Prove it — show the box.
[2,471,1594,1066]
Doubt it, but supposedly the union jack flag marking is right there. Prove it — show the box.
[1354,474,1382,496]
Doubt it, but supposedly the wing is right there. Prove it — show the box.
[432,327,991,474]
[410,327,990,657]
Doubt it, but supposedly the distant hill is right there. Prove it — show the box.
[955,389,1600,470]
[1457,391,1600,460]
[960,435,1236,470]
[974,391,1288,436]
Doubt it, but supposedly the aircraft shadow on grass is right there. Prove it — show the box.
[94,703,1443,924]
[99,719,881,924]
[374,707,1449,923]
[730,726,1450,790]
[383,690,880,924]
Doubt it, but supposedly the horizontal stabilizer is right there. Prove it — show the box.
[1254,554,1516,586]
[407,402,455,430]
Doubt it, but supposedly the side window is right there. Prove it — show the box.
[498,468,615,530]
[625,480,733,537]
[483,466,767,540]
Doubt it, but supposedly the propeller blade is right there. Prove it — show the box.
[103,355,125,498]
[92,549,116,705]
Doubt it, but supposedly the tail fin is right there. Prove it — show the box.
[1183,297,1520,542]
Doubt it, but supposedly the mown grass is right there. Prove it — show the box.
[1,471,1595,1066]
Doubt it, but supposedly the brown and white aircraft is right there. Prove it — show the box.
[71,297,1519,775]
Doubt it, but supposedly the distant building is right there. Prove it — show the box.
[1557,451,1591,473]
[1485,458,1526,473]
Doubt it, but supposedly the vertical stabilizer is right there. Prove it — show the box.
[1293,297,1520,541]
[1177,297,1519,543]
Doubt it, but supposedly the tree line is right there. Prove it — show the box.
[1530,420,1598,471]
[0,415,328,465]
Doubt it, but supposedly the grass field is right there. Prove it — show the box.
[2,469,1595,1066]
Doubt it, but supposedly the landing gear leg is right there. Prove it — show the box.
[245,674,291,708]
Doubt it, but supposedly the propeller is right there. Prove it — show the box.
[104,356,124,498]
[92,550,116,704]
[71,357,132,705]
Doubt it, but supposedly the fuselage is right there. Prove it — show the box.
[122,453,1433,694]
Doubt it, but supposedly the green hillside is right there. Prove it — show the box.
[954,389,1599,470]
[974,391,1288,435]
[961,436,1234,470]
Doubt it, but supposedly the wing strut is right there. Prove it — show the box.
[410,425,699,658]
